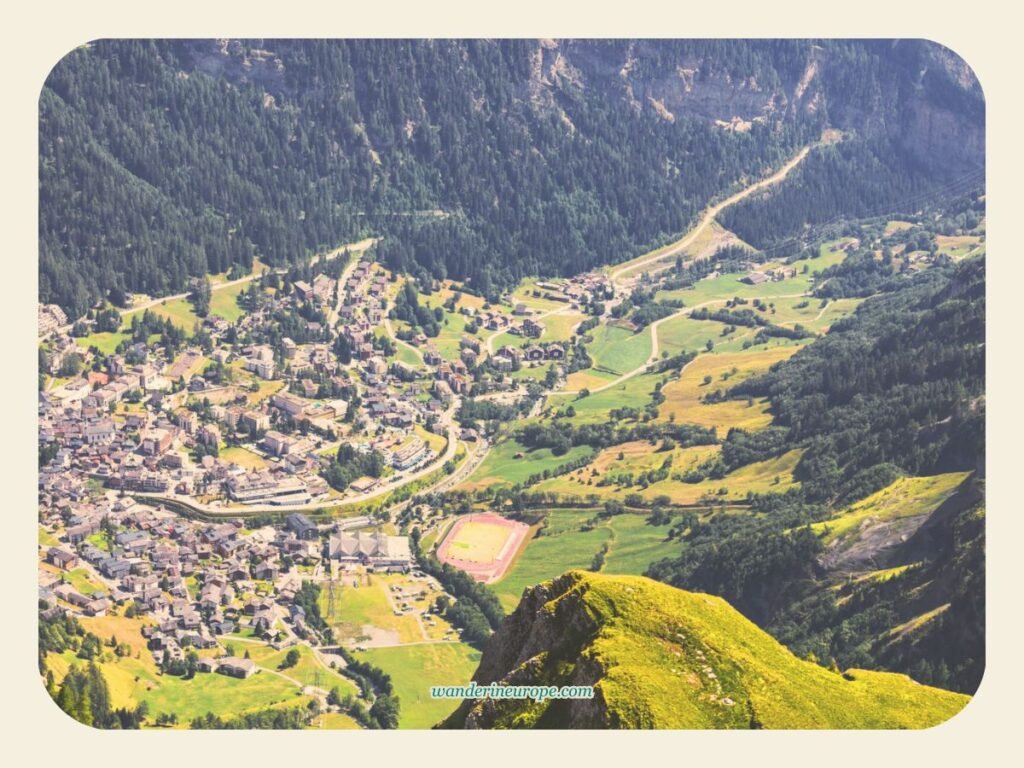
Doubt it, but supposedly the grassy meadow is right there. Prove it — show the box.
[354,643,482,729]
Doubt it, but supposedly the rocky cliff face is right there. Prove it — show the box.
[453,572,614,729]
[174,38,984,171]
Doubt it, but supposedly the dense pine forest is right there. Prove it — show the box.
[40,39,983,317]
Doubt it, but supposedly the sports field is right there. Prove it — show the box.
[219,446,269,470]
[436,512,531,583]
[444,520,512,563]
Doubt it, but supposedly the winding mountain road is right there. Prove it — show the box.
[545,143,820,397]
[609,144,814,286]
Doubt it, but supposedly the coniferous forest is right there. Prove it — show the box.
[40,39,983,317]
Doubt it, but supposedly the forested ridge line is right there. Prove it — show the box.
[40,39,982,317]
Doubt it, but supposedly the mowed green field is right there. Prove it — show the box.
[43,565,106,595]
[546,372,666,424]
[490,311,583,350]
[583,324,652,376]
[656,315,734,357]
[238,643,358,696]
[208,282,248,322]
[459,439,594,491]
[510,278,572,312]
[140,296,201,330]
[765,296,862,332]
[394,305,468,364]
[46,646,310,727]
[139,664,309,724]
[657,273,807,306]
[493,514,611,610]
[313,711,363,729]
[565,324,653,391]
[355,643,482,728]
[541,310,587,342]
[491,509,686,612]
[489,329,526,352]
[75,330,129,355]
[655,243,846,307]
[393,341,423,367]
[38,527,60,547]
[600,513,689,574]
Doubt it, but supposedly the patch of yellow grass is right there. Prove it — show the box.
[78,612,155,657]
[543,311,588,342]
[437,282,488,311]
[565,369,617,391]
[537,443,721,501]
[935,234,980,248]
[849,564,918,585]
[883,220,915,236]
[220,446,269,470]
[658,347,800,432]
[636,448,803,504]
[534,443,800,506]
[414,424,447,456]
[246,378,286,405]
[316,712,362,729]
[321,573,426,646]
[811,473,970,545]
[885,604,951,645]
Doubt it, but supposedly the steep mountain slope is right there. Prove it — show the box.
[40,39,983,317]
[645,255,985,693]
[439,571,968,729]
[770,475,985,694]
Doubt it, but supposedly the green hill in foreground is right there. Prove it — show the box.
[439,571,969,729]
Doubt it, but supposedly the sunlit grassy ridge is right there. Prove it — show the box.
[447,571,969,729]
[811,473,971,546]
